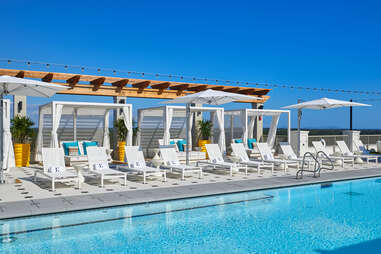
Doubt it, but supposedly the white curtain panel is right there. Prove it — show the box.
[103,110,111,149]
[122,106,133,145]
[240,109,248,147]
[188,112,194,149]
[210,111,215,142]
[267,113,281,149]
[35,107,44,162]
[248,116,255,139]
[2,100,15,170]
[163,107,174,145]
[73,109,77,141]
[216,109,226,153]
[50,104,63,148]
[136,110,144,146]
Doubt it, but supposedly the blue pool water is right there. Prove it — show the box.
[2,177,381,253]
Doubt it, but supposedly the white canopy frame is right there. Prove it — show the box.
[2,99,15,170]
[225,109,291,149]
[35,101,133,161]
[137,105,226,152]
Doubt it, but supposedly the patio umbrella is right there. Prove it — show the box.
[0,75,68,183]
[162,89,261,164]
[282,97,371,131]
[282,97,371,155]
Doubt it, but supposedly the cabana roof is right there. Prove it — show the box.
[39,101,132,115]
[35,101,133,162]
[137,105,225,152]
[225,108,291,149]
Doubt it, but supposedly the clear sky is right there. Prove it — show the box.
[1,0,380,129]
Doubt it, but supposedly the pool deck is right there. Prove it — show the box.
[1,166,381,220]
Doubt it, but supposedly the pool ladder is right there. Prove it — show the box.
[296,151,334,179]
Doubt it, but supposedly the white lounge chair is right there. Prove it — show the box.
[336,140,379,164]
[354,139,372,154]
[231,143,274,175]
[255,143,299,173]
[121,146,166,184]
[279,142,314,170]
[312,141,354,167]
[160,147,203,180]
[34,148,80,191]
[86,147,127,188]
[199,144,247,176]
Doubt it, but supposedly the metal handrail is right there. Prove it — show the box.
[316,151,335,172]
[296,152,320,179]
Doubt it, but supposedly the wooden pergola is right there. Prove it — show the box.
[0,68,270,103]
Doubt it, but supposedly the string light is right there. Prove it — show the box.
[1,58,380,96]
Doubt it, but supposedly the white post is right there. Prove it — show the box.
[186,104,191,165]
[287,111,291,144]
[0,95,3,183]
[73,109,77,141]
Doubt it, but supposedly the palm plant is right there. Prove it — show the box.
[198,120,213,140]
[11,116,34,144]
[114,118,128,141]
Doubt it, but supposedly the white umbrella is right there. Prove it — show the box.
[283,97,370,110]
[162,89,261,164]
[282,97,371,154]
[0,75,68,183]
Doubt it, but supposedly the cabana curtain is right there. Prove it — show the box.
[163,107,174,145]
[50,104,63,148]
[122,106,133,145]
[103,110,110,149]
[216,109,225,153]
[267,113,280,148]
[2,100,15,170]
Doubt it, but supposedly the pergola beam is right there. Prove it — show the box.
[0,68,271,103]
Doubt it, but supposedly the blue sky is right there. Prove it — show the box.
[1,0,380,129]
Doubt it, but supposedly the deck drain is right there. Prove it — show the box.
[24,196,33,199]
[1,236,17,244]
[54,193,62,196]
[227,178,232,180]
[344,191,363,196]
[106,189,113,191]
[210,180,216,182]
[151,185,158,187]
[17,188,25,191]
[21,192,29,195]
[191,181,198,184]
[129,187,137,189]
[172,183,179,185]
[81,191,89,194]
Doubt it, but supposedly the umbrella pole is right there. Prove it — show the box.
[185,104,190,165]
[297,99,302,156]
[350,99,353,130]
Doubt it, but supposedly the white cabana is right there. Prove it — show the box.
[137,105,225,153]
[35,101,133,161]
[2,99,15,170]
[225,109,291,149]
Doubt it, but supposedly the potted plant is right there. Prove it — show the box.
[11,116,34,167]
[197,120,213,153]
[115,118,128,161]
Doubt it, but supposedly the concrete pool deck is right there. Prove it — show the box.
[0,165,380,219]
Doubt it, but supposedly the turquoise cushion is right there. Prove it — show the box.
[169,141,176,145]
[62,141,80,156]
[177,140,187,152]
[82,141,98,155]
[247,138,257,149]
[234,139,243,143]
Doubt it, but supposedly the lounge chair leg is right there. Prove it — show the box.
[257,166,260,176]
[101,174,104,188]
[124,174,127,186]
[230,167,233,177]
[182,171,185,181]
[163,172,167,182]
[52,179,55,192]
[245,166,248,176]
[143,172,146,184]
[199,170,202,179]
[34,172,37,182]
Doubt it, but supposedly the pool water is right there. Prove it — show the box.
[2,177,381,253]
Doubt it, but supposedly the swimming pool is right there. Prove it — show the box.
[1,177,381,254]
